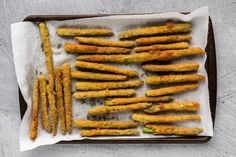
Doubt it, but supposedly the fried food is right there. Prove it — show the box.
[54,67,66,135]
[46,85,58,136]
[38,75,51,133]
[146,84,199,97]
[64,43,131,54]
[39,22,54,90]
[75,80,143,91]
[144,102,200,113]
[142,62,199,72]
[61,63,72,134]
[77,47,204,63]
[158,47,204,58]
[73,119,138,129]
[143,125,203,135]
[133,42,189,53]
[73,89,135,100]
[71,70,128,81]
[29,78,39,140]
[132,113,201,124]
[145,74,205,85]
[88,103,151,116]
[135,35,192,46]
[75,61,138,77]
[56,28,113,37]
[80,129,139,137]
[75,37,136,48]
[105,96,172,106]
[118,23,191,39]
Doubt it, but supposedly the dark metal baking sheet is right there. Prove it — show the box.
[19,14,217,144]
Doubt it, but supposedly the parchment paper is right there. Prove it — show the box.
[11,6,213,151]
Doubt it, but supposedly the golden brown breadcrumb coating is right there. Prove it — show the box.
[61,63,72,134]
[80,129,139,137]
[118,23,191,39]
[73,89,136,100]
[29,78,39,140]
[142,62,199,72]
[145,84,199,97]
[75,37,136,48]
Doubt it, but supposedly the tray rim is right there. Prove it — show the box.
[19,14,217,144]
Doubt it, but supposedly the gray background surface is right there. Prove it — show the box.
[0,0,235,156]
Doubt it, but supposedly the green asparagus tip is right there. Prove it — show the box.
[143,127,153,133]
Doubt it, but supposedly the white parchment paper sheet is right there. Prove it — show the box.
[11,6,213,151]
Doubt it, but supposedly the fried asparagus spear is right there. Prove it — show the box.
[146,84,199,97]
[73,89,135,100]
[133,42,189,53]
[77,48,204,63]
[145,74,205,85]
[73,119,138,129]
[56,28,113,37]
[29,78,39,140]
[135,35,192,46]
[105,96,172,106]
[75,80,143,91]
[88,103,151,116]
[61,63,72,134]
[71,70,128,81]
[39,22,54,91]
[54,67,66,135]
[75,37,136,48]
[80,129,139,137]
[118,23,191,39]
[64,43,131,54]
[46,85,58,136]
[132,113,201,124]
[144,102,200,113]
[142,62,199,72]
[143,125,203,135]
[75,61,138,77]
[38,75,51,133]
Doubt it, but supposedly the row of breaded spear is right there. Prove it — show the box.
[56,22,205,137]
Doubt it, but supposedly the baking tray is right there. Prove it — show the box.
[19,14,217,144]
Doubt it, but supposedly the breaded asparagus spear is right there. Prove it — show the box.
[143,125,203,135]
[144,102,200,113]
[56,28,114,37]
[118,23,191,39]
[73,119,138,129]
[80,129,139,137]
[75,37,136,48]
[39,22,57,135]
[46,85,58,136]
[75,61,138,77]
[146,84,199,97]
[54,67,66,135]
[77,48,204,63]
[88,103,151,116]
[73,89,135,100]
[29,78,39,140]
[38,75,51,133]
[133,42,189,53]
[64,43,131,54]
[39,22,54,91]
[75,80,143,91]
[142,62,199,72]
[71,70,128,81]
[132,113,201,124]
[135,35,192,46]
[105,96,172,106]
[145,74,205,85]
[61,63,72,134]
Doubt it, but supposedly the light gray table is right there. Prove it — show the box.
[0,0,235,156]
